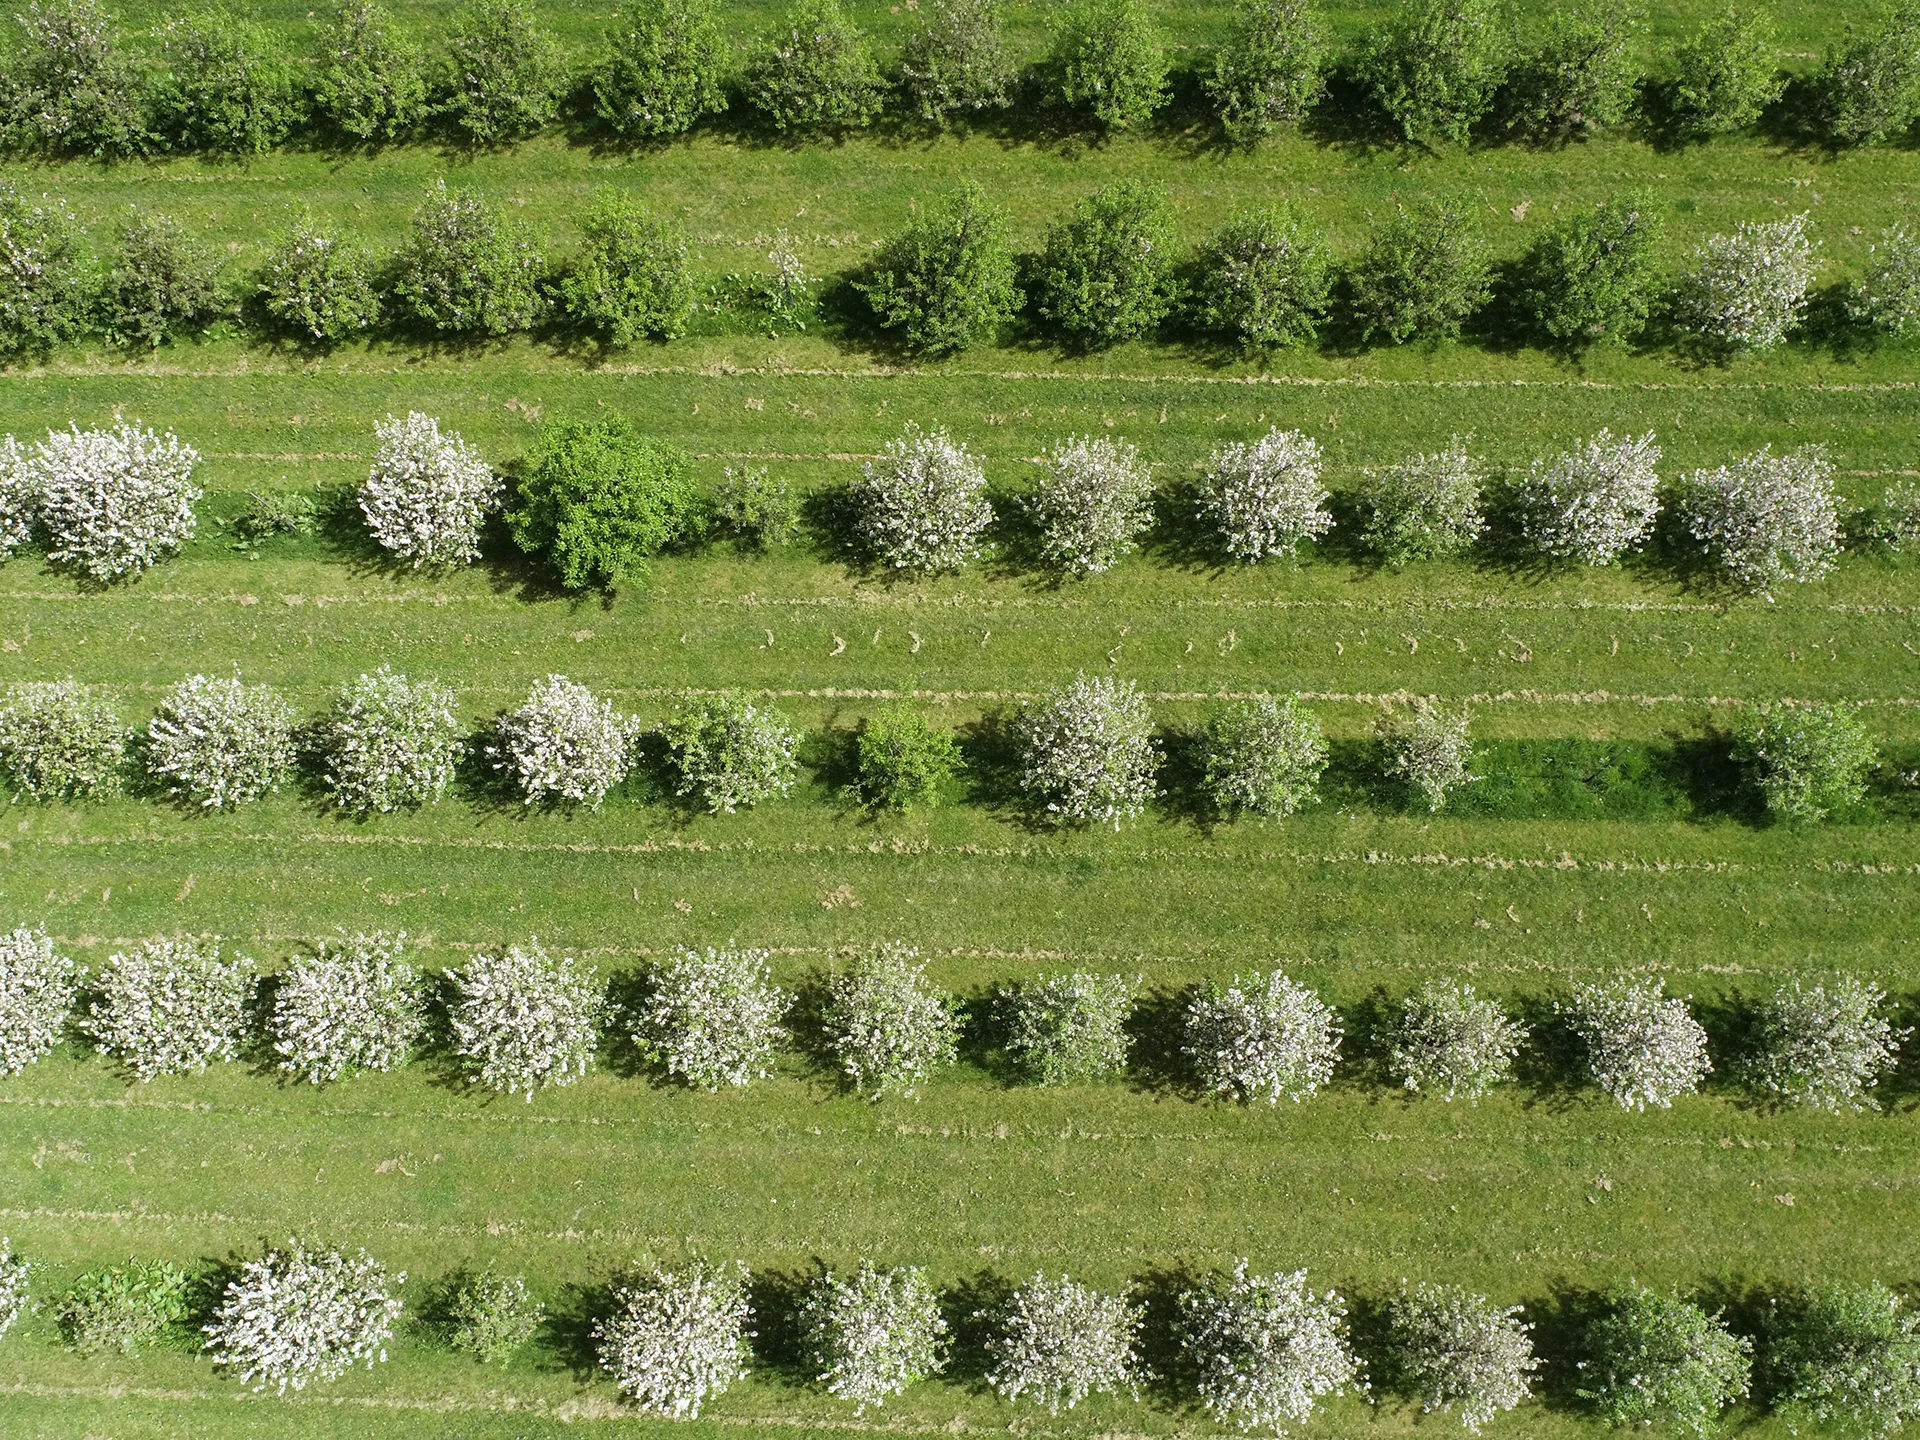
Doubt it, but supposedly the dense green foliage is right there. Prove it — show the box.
[1191,203,1331,349]
[1030,179,1174,347]
[856,182,1021,356]
[391,182,545,336]
[1348,200,1491,344]
[1048,0,1168,131]
[1519,198,1663,347]
[559,191,694,346]
[1207,0,1326,142]
[505,415,699,590]
[855,703,963,810]
[313,1,429,143]
[1666,7,1784,136]
[742,0,885,132]
[1355,0,1504,146]
[591,0,727,138]
[434,1,565,146]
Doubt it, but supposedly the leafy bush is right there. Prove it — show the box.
[1015,673,1157,826]
[1029,434,1154,576]
[0,186,87,356]
[1200,695,1327,818]
[57,1260,190,1354]
[1562,976,1710,1110]
[857,183,1020,356]
[1,0,147,157]
[0,437,25,559]
[1199,427,1330,563]
[1001,971,1135,1084]
[1578,1285,1751,1433]
[153,7,302,155]
[1356,0,1503,146]
[898,0,1014,124]
[856,704,962,811]
[361,411,500,568]
[256,214,380,344]
[447,941,602,1100]
[1515,428,1662,566]
[85,936,255,1081]
[488,674,637,809]
[0,924,77,1077]
[0,1239,27,1338]
[1179,1263,1361,1431]
[1381,701,1475,811]
[1667,7,1783,137]
[1387,1282,1537,1433]
[1501,9,1640,142]
[269,930,425,1084]
[821,944,959,1098]
[392,183,546,336]
[854,423,993,572]
[226,489,317,552]
[442,1270,542,1363]
[1882,477,1920,552]
[313,1,428,142]
[145,672,295,808]
[1817,3,1920,146]
[1350,201,1491,344]
[708,465,796,548]
[660,693,800,814]
[0,679,125,799]
[103,211,226,349]
[1520,198,1663,347]
[1678,213,1819,353]
[743,0,885,132]
[31,421,202,581]
[1390,979,1526,1102]
[1207,0,1326,142]
[633,945,789,1090]
[988,1273,1139,1412]
[1191,204,1332,350]
[802,1263,946,1409]
[1684,445,1841,598]
[1048,0,1167,130]
[560,192,694,346]
[1749,976,1905,1113]
[1852,225,1920,336]
[1185,970,1341,1104]
[592,0,727,138]
[755,231,814,333]
[596,1260,751,1418]
[1358,438,1484,566]
[507,416,700,590]
[1031,181,1175,348]
[204,1241,404,1394]
[1734,701,1877,824]
[319,667,462,815]
[1769,1283,1920,1436]
[433,1,564,145]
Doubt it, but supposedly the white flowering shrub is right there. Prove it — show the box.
[30,422,201,581]
[634,946,788,1090]
[1359,438,1485,567]
[0,925,77,1076]
[0,680,124,799]
[1002,971,1135,1084]
[988,1273,1139,1413]
[1201,696,1327,818]
[1185,970,1341,1105]
[0,435,33,558]
[144,673,297,810]
[203,1241,403,1394]
[854,423,993,573]
[320,667,463,815]
[660,693,800,814]
[1749,976,1905,1113]
[1562,976,1710,1111]
[86,937,254,1081]
[360,412,501,568]
[1390,980,1526,1102]
[1851,225,1920,336]
[802,1263,946,1410]
[1734,702,1878,825]
[1387,1282,1537,1433]
[1679,213,1820,352]
[1683,445,1842,598]
[447,942,602,1100]
[1028,435,1154,576]
[0,1239,30,1339]
[1015,674,1158,828]
[1381,702,1475,812]
[1179,1264,1362,1432]
[1770,1283,1920,1438]
[1579,1286,1751,1434]
[488,674,638,809]
[270,931,425,1085]
[596,1260,751,1419]
[822,945,959,1099]
[1516,429,1662,566]
[1200,428,1331,564]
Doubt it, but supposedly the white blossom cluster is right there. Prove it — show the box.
[596,1260,752,1419]
[660,694,800,814]
[1200,427,1331,563]
[987,1272,1139,1413]
[0,435,31,558]
[0,924,77,1077]
[1390,980,1527,1102]
[1749,976,1905,1113]
[144,672,298,809]
[1200,696,1327,818]
[1014,673,1158,827]
[359,412,500,567]
[821,944,959,1099]
[447,942,602,1100]
[0,679,125,798]
[320,667,464,814]
[854,423,993,573]
[1562,976,1710,1111]
[489,674,638,808]
[0,1239,29,1339]
[1683,445,1842,598]
[1178,1263,1362,1433]
[1851,225,1920,336]
[1358,438,1485,565]
[633,946,788,1090]
[1881,479,1920,553]
[1028,435,1154,576]
[1184,970,1342,1105]
[1387,1282,1538,1433]
[85,937,255,1081]
[1381,702,1476,812]
[203,1241,404,1394]
[1517,429,1662,566]
[801,1263,947,1411]
[270,931,426,1085]
[28,422,201,581]
[1002,971,1136,1084]
[1679,213,1820,351]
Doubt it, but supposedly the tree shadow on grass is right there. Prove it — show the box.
[1139,478,1230,578]
[1341,986,1402,1093]
[1124,983,1197,1098]
[941,1269,1015,1389]
[954,987,1018,1087]
[1510,994,1589,1111]
[539,1276,617,1382]
[955,710,1027,819]
[1154,726,1220,833]
[1131,1262,1204,1408]
[747,1264,820,1384]
[1694,991,1766,1107]
[1522,1282,1611,1414]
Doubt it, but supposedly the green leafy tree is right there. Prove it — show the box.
[857,182,1021,356]
[506,416,700,590]
[1348,200,1491,345]
[1502,8,1642,142]
[1191,203,1331,350]
[391,182,546,336]
[1519,197,1662,347]
[313,2,428,142]
[1667,7,1782,137]
[1207,0,1326,143]
[1734,702,1877,824]
[560,191,694,346]
[1031,179,1175,348]
[1356,0,1504,146]
[857,704,962,810]
[898,0,1015,125]
[1817,1,1920,146]
[1579,1286,1752,1434]
[592,0,727,139]
[1,0,148,157]
[255,211,380,344]
[1769,1283,1920,1436]
[433,0,565,146]
[103,209,226,347]
[743,0,885,133]
[152,6,302,154]
[1049,0,1167,130]
[0,186,88,356]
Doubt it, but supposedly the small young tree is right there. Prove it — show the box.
[1502,9,1641,142]
[709,465,798,549]
[1201,696,1327,818]
[856,705,962,812]
[1031,181,1175,348]
[0,679,125,799]
[1179,1263,1362,1432]
[1358,438,1484,566]
[103,212,225,350]
[152,7,301,155]
[802,1263,946,1410]
[360,411,501,568]
[857,183,1020,356]
[145,673,295,809]
[1734,701,1877,824]
[313,1,428,142]
[1678,213,1819,353]
[1381,701,1475,811]
[1683,445,1842,598]
[854,423,993,572]
[1185,970,1341,1104]
[596,1260,751,1419]
[204,1241,404,1394]
[1028,435,1154,576]
[86,936,255,1081]
[0,924,77,1077]
[1356,0,1504,146]
[821,945,959,1098]
[1199,427,1331,563]
[506,416,700,590]
[1667,7,1783,137]
[1207,0,1326,142]
[1562,976,1710,1110]
[269,930,425,1084]
[1519,198,1663,348]
[57,1260,191,1354]
[0,436,25,559]
[1579,1286,1751,1433]
[632,945,789,1090]
[1852,225,1920,336]
[442,1270,542,1364]
[433,0,564,145]
[1817,2,1920,146]
[660,693,800,814]
[320,667,463,815]
[1191,204,1332,351]
[1001,971,1136,1084]
[898,0,1014,124]
[391,183,546,336]
[1,0,146,158]
[743,0,885,132]
[30,422,202,582]
[447,941,602,1100]
[1749,976,1905,1113]
[256,213,380,345]
[1387,1282,1536,1433]
[489,674,638,809]
[0,1238,27,1338]
[1390,979,1526,1102]
[1048,0,1167,130]
[1515,429,1662,566]
[592,0,727,139]
[1015,673,1157,826]
[1882,477,1920,552]
[560,192,694,346]
[988,1273,1139,1412]
[1770,1283,1920,1436]
[1350,201,1492,344]
[0,186,88,357]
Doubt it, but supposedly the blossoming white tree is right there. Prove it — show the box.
[1359,438,1484,566]
[360,412,500,567]
[821,944,959,1099]
[270,931,426,1084]
[447,941,601,1100]
[1015,674,1158,827]
[596,1260,752,1419]
[0,435,32,560]
[0,679,125,798]
[1562,976,1710,1110]
[1679,213,1819,352]
[1178,1263,1363,1432]
[1516,429,1662,565]
[1381,702,1476,811]
[1199,427,1330,563]
[854,423,993,572]
[987,1273,1139,1413]
[1002,971,1136,1084]
[85,937,255,1081]
[1852,225,1920,336]
[1683,445,1842,598]
[203,1241,404,1393]
[29,422,201,581]
[1028,435,1153,576]
[1184,970,1342,1104]
[0,1239,30,1339]
[632,946,788,1090]
[1390,980,1527,1102]
[488,674,638,808]
[320,667,464,814]
[1201,696,1327,818]
[0,925,77,1077]
[1748,976,1906,1113]
[801,1263,946,1411]
[144,672,298,809]
[1387,1282,1537,1433]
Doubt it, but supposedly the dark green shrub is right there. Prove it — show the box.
[103,209,226,347]
[1206,0,1326,143]
[709,465,798,549]
[1769,1283,1920,1435]
[56,1260,191,1354]
[434,0,565,146]
[856,182,1021,356]
[898,0,1015,125]
[1031,179,1175,348]
[1048,0,1167,131]
[1519,197,1662,347]
[1191,203,1331,350]
[313,1,428,142]
[1355,0,1504,146]
[1816,2,1920,146]
[256,212,380,344]
[1734,702,1877,824]
[152,6,303,155]
[1667,7,1782,137]
[592,0,727,139]
[0,0,147,157]
[0,185,88,356]
[1578,1286,1752,1432]
[441,1270,543,1364]
[1348,201,1491,345]
[560,191,694,346]
[743,0,885,133]
[391,182,546,336]
[857,704,962,810]
[1501,9,1641,142]
[506,416,700,590]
